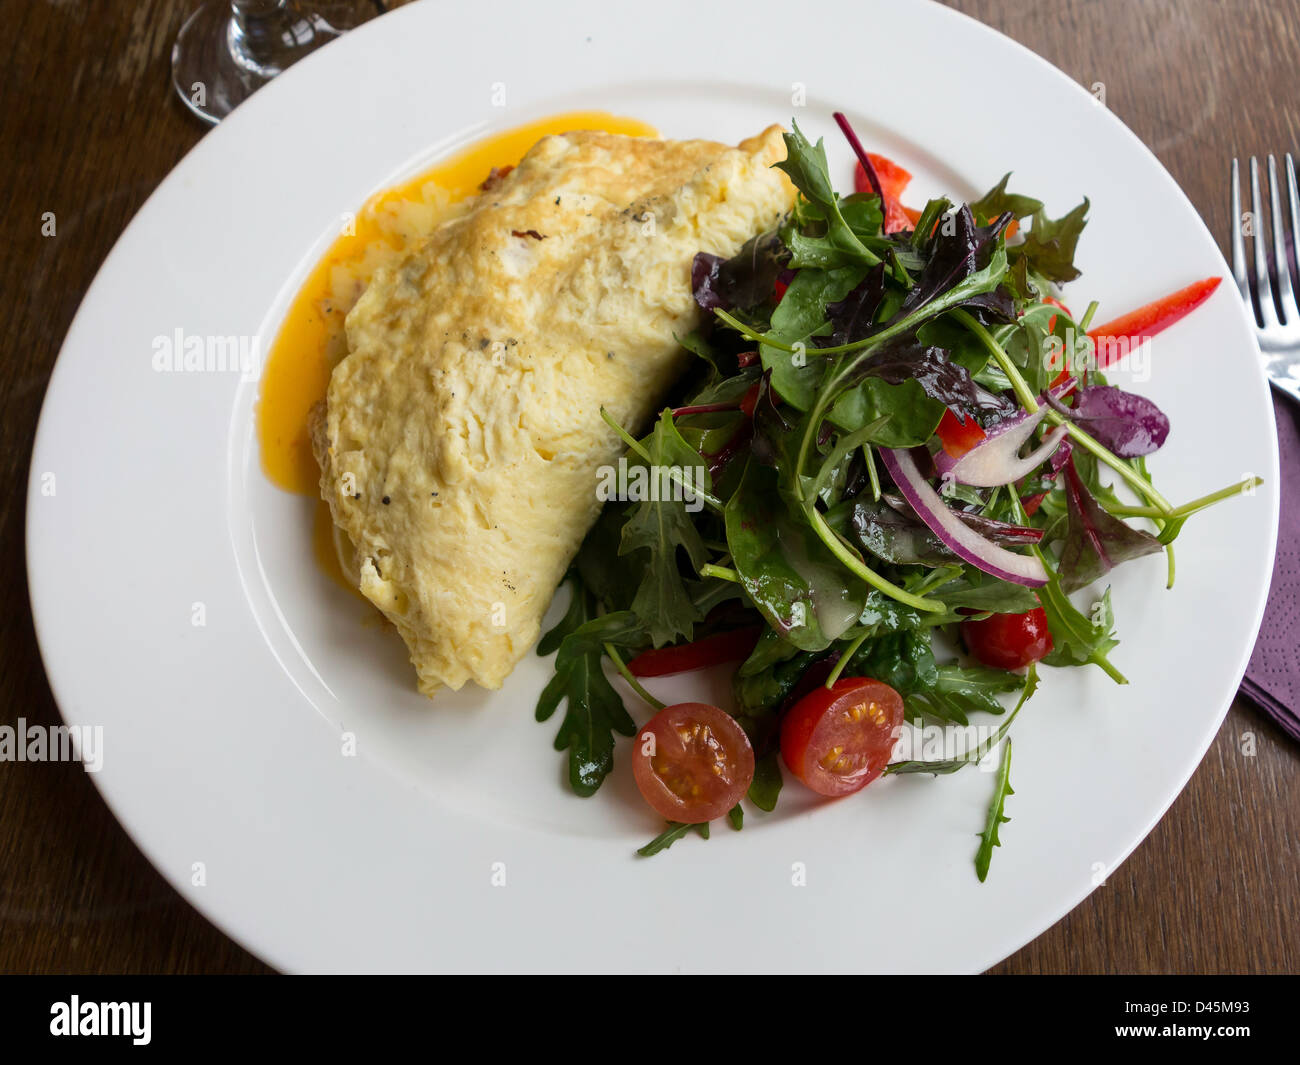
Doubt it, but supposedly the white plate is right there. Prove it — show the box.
[27,0,1278,973]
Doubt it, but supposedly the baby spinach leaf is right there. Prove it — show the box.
[761,266,864,409]
[932,577,1042,615]
[846,630,938,696]
[725,460,866,652]
[828,377,945,448]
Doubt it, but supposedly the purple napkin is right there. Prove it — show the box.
[1239,392,1300,742]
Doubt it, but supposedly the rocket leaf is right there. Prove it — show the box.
[535,598,640,797]
[975,738,1015,882]
[620,411,713,646]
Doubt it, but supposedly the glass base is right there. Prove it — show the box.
[171,1,340,125]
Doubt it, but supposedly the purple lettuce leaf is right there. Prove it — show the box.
[1057,458,1162,593]
[824,262,887,346]
[899,204,1012,318]
[854,339,1017,421]
[1051,385,1169,458]
[691,229,789,312]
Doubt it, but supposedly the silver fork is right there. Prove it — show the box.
[1231,154,1300,403]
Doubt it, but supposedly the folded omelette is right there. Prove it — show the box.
[312,125,795,694]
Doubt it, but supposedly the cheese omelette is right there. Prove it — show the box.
[312,125,795,695]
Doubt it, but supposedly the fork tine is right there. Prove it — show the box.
[1231,158,1251,309]
[1268,155,1296,322]
[1250,156,1279,326]
[1285,153,1300,316]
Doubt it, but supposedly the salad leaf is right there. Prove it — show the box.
[846,630,938,696]
[975,739,1015,881]
[837,193,886,241]
[854,339,1016,420]
[761,266,864,409]
[898,204,1011,318]
[828,377,945,447]
[855,589,927,634]
[637,821,710,857]
[1058,385,1170,458]
[691,228,788,312]
[726,460,866,651]
[851,497,1042,574]
[536,605,640,797]
[825,262,887,346]
[619,410,712,646]
[1056,459,1161,594]
[1039,581,1121,674]
[932,576,1042,615]
[733,648,820,717]
[776,121,879,269]
[537,573,590,655]
[1016,198,1090,283]
[748,750,784,811]
[970,173,1043,225]
[889,663,1037,775]
[904,664,1020,727]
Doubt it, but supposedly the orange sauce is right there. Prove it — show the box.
[257,111,659,498]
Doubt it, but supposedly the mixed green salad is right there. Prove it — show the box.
[536,114,1257,879]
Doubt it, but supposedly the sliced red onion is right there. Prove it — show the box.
[879,447,1049,587]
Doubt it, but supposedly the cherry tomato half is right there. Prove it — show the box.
[780,678,904,797]
[632,703,754,823]
[962,607,1054,670]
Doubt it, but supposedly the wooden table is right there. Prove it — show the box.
[1,0,1296,975]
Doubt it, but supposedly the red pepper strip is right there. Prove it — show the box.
[739,382,762,418]
[1042,295,1071,333]
[855,153,911,199]
[627,626,764,678]
[934,408,987,459]
[853,152,916,235]
[1050,277,1221,388]
[1088,277,1221,364]
[1020,492,1048,517]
